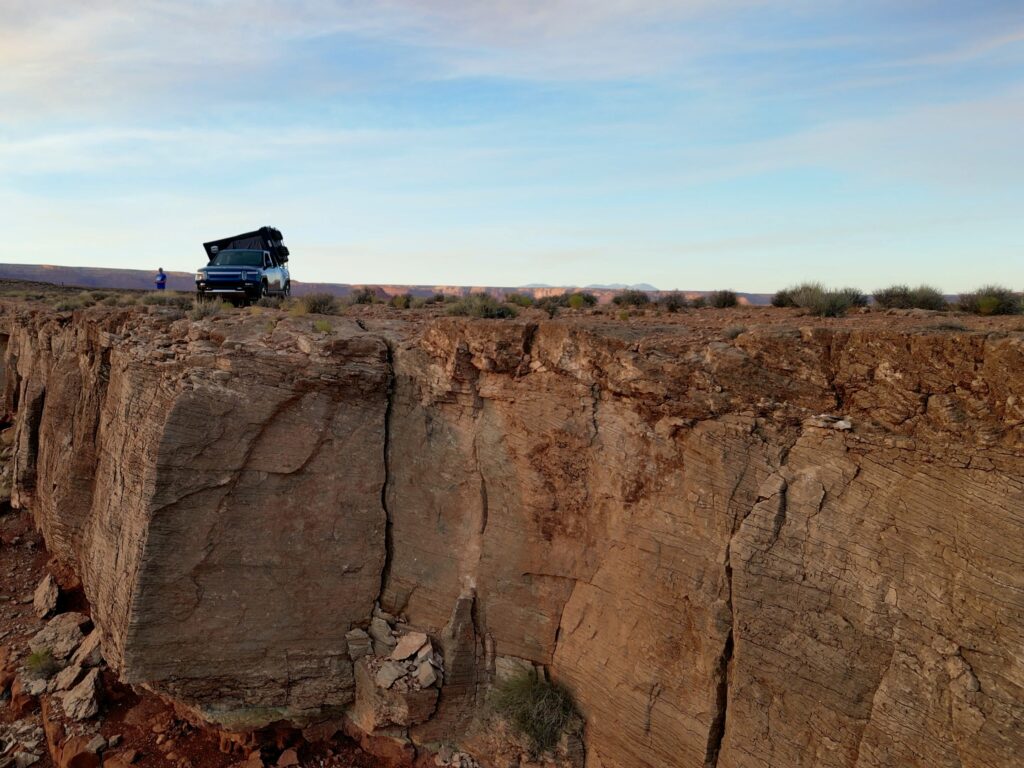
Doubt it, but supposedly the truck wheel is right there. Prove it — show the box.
[283,281,291,297]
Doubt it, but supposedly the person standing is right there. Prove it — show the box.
[155,267,167,291]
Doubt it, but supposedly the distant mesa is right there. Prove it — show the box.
[0,263,771,305]
[584,283,660,291]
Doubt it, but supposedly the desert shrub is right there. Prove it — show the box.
[301,292,340,315]
[568,291,597,309]
[709,290,738,308]
[54,299,83,311]
[505,293,534,308]
[189,299,228,321]
[908,285,948,311]
[389,293,412,309]
[873,284,912,309]
[348,287,376,305]
[837,287,869,308]
[535,297,562,317]
[313,318,332,333]
[446,294,516,319]
[771,288,796,308]
[873,284,947,310]
[612,289,650,307]
[26,648,58,678]
[101,295,119,307]
[778,282,865,317]
[256,295,283,309]
[142,291,192,309]
[492,672,579,755]
[659,292,686,313]
[618,310,629,321]
[958,285,1021,315]
[690,295,707,309]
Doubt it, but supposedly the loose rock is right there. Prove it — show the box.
[31,575,58,619]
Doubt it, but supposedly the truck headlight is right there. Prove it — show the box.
[195,272,204,281]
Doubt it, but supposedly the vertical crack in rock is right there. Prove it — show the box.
[704,548,734,768]
[377,338,396,605]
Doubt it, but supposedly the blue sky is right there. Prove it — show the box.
[1,1,1022,290]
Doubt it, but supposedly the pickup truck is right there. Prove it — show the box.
[195,227,291,303]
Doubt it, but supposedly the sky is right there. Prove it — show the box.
[1,1,1022,291]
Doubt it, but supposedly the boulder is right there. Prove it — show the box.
[69,631,102,668]
[345,628,371,661]
[349,658,438,732]
[56,734,101,768]
[7,678,38,718]
[52,664,83,692]
[415,661,438,689]
[390,632,428,662]
[58,668,100,721]
[369,617,396,657]
[276,748,299,767]
[374,661,407,690]
[32,575,58,619]
[29,613,89,661]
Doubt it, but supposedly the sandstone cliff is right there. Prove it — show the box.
[2,303,1022,767]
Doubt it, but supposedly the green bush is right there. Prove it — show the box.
[492,672,579,755]
[958,285,1021,315]
[709,289,738,308]
[505,293,535,308]
[612,289,650,307]
[690,295,707,309]
[446,294,517,319]
[302,292,340,315]
[54,299,83,311]
[256,295,283,309]
[26,648,58,678]
[313,318,332,333]
[567,292,597,309]
[389,293,413,309]
[771,288,796,308]
[348,287,376,305]
[777,282,866,317]
[659,292,686,313]
[908,285,948,311]
[873,284,947,310]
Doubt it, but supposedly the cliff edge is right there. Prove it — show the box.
[2,302,1022,768]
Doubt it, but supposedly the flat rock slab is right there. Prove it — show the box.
[390,632,428,661]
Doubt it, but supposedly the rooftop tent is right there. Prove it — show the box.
[202,226,290,264]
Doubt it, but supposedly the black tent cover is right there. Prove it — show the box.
[202,226,290,264]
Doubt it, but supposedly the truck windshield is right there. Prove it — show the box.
[210,250,264,267]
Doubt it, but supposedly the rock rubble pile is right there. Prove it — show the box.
[346,606,444,692]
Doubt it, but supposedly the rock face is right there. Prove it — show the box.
[2,305,1023,766]
[2,308,389,727]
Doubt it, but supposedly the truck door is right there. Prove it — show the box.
[263,252,281,291]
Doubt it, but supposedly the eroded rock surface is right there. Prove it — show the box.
[2,303,1022,767]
